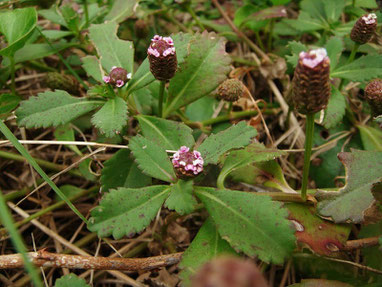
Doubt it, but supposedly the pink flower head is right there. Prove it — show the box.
[104,67,129,88]
[362,13,377,25]
[172,146,204,178]
[299,48,329,69]
[103,76,111,83]
[147,35,176,58]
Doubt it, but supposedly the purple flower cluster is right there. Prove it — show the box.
[103,66,132,88]
[299,48,329,69]
[147,35,176,58]
[172,146,204,176]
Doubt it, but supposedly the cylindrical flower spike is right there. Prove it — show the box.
[292,48,331,114]
[172,146,204,179]
[365,79,382,116]
[44,72,79,94]
[103,67,131,88]
[217,79,245,102]
[350,13,377,44]
[147,35,177,81]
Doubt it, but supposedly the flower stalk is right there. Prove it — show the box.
[300,113,315,201]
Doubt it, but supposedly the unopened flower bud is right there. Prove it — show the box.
[350,13,377,44]
[191,257,268,287]
[134,19,149,39]
[365,79,382,116]
[172,146,203,179]
[217,79,245,102]
[103,67,131,88]
[292,48,331,114]
[148,35,177,81]
[44,72,79,94]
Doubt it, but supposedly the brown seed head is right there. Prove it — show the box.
[148,35,177,81]
[134,19,149,39]
[191,256,268,287]
[103,67,131,88]
[365,79,382,116]
[217,79,245,102]
[44,72,79,94]
[350,13,377,44]
[292,48,331,114]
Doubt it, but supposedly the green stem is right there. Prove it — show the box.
[0,150,83,178]
[230,56,258,67]
[267,19,274,51]
[158,81,165,118]
[347,43,360,64]
[300,113,315,201]
[9,56,16,96]
[255,31,265,51]
[227,102,233,114]
[0,190,43,287]
[83,0,89,27]
[186,4,205,30]
[352,0,356,8]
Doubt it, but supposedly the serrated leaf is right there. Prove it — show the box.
[325,36,343,70]
[198,121,257,165]
[285,12,325,32]
[322,0,346,23]
[0,8,37,57]
[129,135,176,182]
[331,55,382,82]
[101,149,151,192]
[137,115,194,150]
[286,203,350,256]
[195,187,296,264]
[323,86,346,129]
[286,41,308,68]
[91,97,127,138]
[88,186,171,239]
[82,55,103,82]
[16,90,103,128]
[104,0,138,23]
[126,33,193,94]
[165,180,197,215]
[358,125,382,151]
[55,273,90,287]
[179,218,236,285]
[88,22,134,73]
[317,150,382,223]
[218,142,286,188]
[164,32,231,117]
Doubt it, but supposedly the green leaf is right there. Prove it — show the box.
[185,96,218,121]
[195,187,296,264]
[285,12,326,32]
[165,180,197,215]
[55,185,83,202]
[82,55,103,82]
[331,55,382,82]
[16,90,103,128]
[104,0,138,23]
[54,273,90,287]
[41,30,74,40]
[325,36,343,70]
[218,142,286,189]
[323,86,346,129]
[358,125,382,151]
[300,0,326,21]
[54,124,82,155]
[359,221,382,277]
[88,22,134,73]
[322,0,346,23]
[0,94,20,114]
[137,115,194,150]
[126,33,193,94]
[198,121,257,165]
[39,8,66,27]
[91,97,127,138]
[317,150,382,223]
[129,135,176,182]
[101,149,151,192]
[88,186,171,239]
[164,32,231,117]
[286,203,350,256]
[0,7,37,57]
[286,41,308,68]
[179,218,236,285]
[60,5,79,34]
